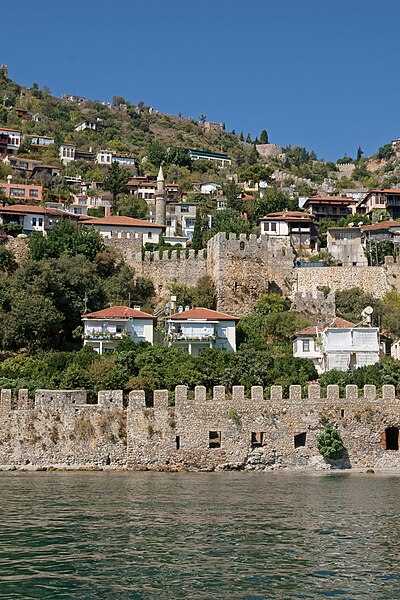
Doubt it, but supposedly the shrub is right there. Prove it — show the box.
[317,424,345,460]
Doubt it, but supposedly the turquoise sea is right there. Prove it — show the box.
[0,471,399,599]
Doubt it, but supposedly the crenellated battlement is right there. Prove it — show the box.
[0,389,124,412]
[142,248,207,262]
[1,385,400,470]
[126,383,397,410]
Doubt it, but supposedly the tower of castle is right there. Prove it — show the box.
[155,165,166,226]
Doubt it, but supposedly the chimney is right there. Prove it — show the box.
[104,205,111,217]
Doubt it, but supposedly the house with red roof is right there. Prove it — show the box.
[293,317,383,373]
[82,305,155,354]
[0,203,79,234]
[259,211,320,252]
[165,307,239,355]
[83,215,165,245]
[357,189,400,219]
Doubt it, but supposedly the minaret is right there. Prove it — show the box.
[155,165,166,226]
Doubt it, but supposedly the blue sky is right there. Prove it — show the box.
[3,0,399,160]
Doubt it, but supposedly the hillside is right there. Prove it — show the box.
[1,66,400,195]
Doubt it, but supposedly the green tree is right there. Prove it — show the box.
[239,131,244,142]
[223,180,243,211]
[103,162,130,213]
[117,194,148,218]
[246,133,252,143]
[335,287,382,325]
[356,146,363,161]
[260,130,269,144]
[147,140,167,166]
[378,144,394,160]
[0,246,17,273]
[166,147,192,168]
[191,212,207,250]
[317,424,345,460]
[28,219,104,261]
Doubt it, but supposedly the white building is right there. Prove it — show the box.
[165,307,239,356]
[200,181,221,195]
[188,149,232,169]
[96,150,135,167]
[83,215,165,245]
[74,121,97,132]
[293,318,383,374]
[82,305,155,354]
[0,204,78,234]
[0,127,21,154]
[59,144,76,164]
[260,211,319,251]
[29,135,55,147]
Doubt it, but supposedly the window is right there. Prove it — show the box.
[263,222,269,231]
[251,432,264,448]
[116,325,123,334]
[38,218,43,226]
[29,189,38,197]
[180,205,189,213]
[175,436,180,450]
[302,339,310,352]
[209,431,221,448]
[134,325,144,337]
[32,218,37,226]
[220,327,227,338]
[294,432,307,448]
[271,223,277,232]
[10,187,25,197]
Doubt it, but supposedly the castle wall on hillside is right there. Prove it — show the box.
[141,249,207,299]
[1,386,400,471]
[207,232,295,314]
[294,265,389,298]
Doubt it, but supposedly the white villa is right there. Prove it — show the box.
[82,306,155,354]
[165,307,239,356]
[293,317,383,374]
[83,215,165,245]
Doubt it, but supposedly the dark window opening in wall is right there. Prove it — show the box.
[175,435,180,450]
[209,431,221,448]
[239,241,245,250]
[251,432,264,448]
[341,409,345,418]
[385,427,399,450]
[294,432,307,448]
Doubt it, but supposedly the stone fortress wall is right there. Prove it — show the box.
[2,385,400,471]
[11,231,400,314]
[102,232,400,314]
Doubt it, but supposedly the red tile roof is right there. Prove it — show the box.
[295,317,355,336]
[361,220,400,232]
[367,189,400,194]
[83,306,155,320]
[83,215,165,228]
[261,210,314,223]
[0,204,76,218]
[170,307,239,321]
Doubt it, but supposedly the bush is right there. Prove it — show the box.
[317,424,345,460]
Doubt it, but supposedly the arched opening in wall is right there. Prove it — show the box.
[294,432,307,448]
[209,431,221,448]
[384,427,399,450]
[239,241,245,251]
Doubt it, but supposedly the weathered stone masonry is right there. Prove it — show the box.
[2,385,400,471]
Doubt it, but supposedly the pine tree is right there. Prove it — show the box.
[239,131,244,141]
[260,129,269,144]
[103,162,130,214]
[246,133,252,143]
[191,213,205,250]
[357,146,363,161]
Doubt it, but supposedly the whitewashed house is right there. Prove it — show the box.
[82,306,155,354]
[83,215,165,245]
[59,144,76,164]
[0,127,21,154]
[165,307,239,356]
[95,149,135,168]
[293,318,383,374]
[74,121,97,132]
[0,204,78,234]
